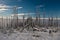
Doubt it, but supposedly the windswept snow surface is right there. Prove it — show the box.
[0,31,60,40]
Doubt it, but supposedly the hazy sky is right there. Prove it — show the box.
[0,0,60,18]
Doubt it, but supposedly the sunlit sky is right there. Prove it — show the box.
[0,0,60,18]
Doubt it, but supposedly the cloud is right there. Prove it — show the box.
[0,4,23,11]
[0,8,7,11]
[36,5,44,8]
[11,13,25,17]
[18,7,23,9]
[17,13,25,15]
[0,4,10,11]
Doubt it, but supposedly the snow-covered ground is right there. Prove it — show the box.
[0,30,60,40]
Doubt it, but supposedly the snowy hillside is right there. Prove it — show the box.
[0,30,60,40]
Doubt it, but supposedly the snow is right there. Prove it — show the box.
[0,30,60,40]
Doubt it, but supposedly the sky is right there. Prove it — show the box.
[0,0,60,18]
